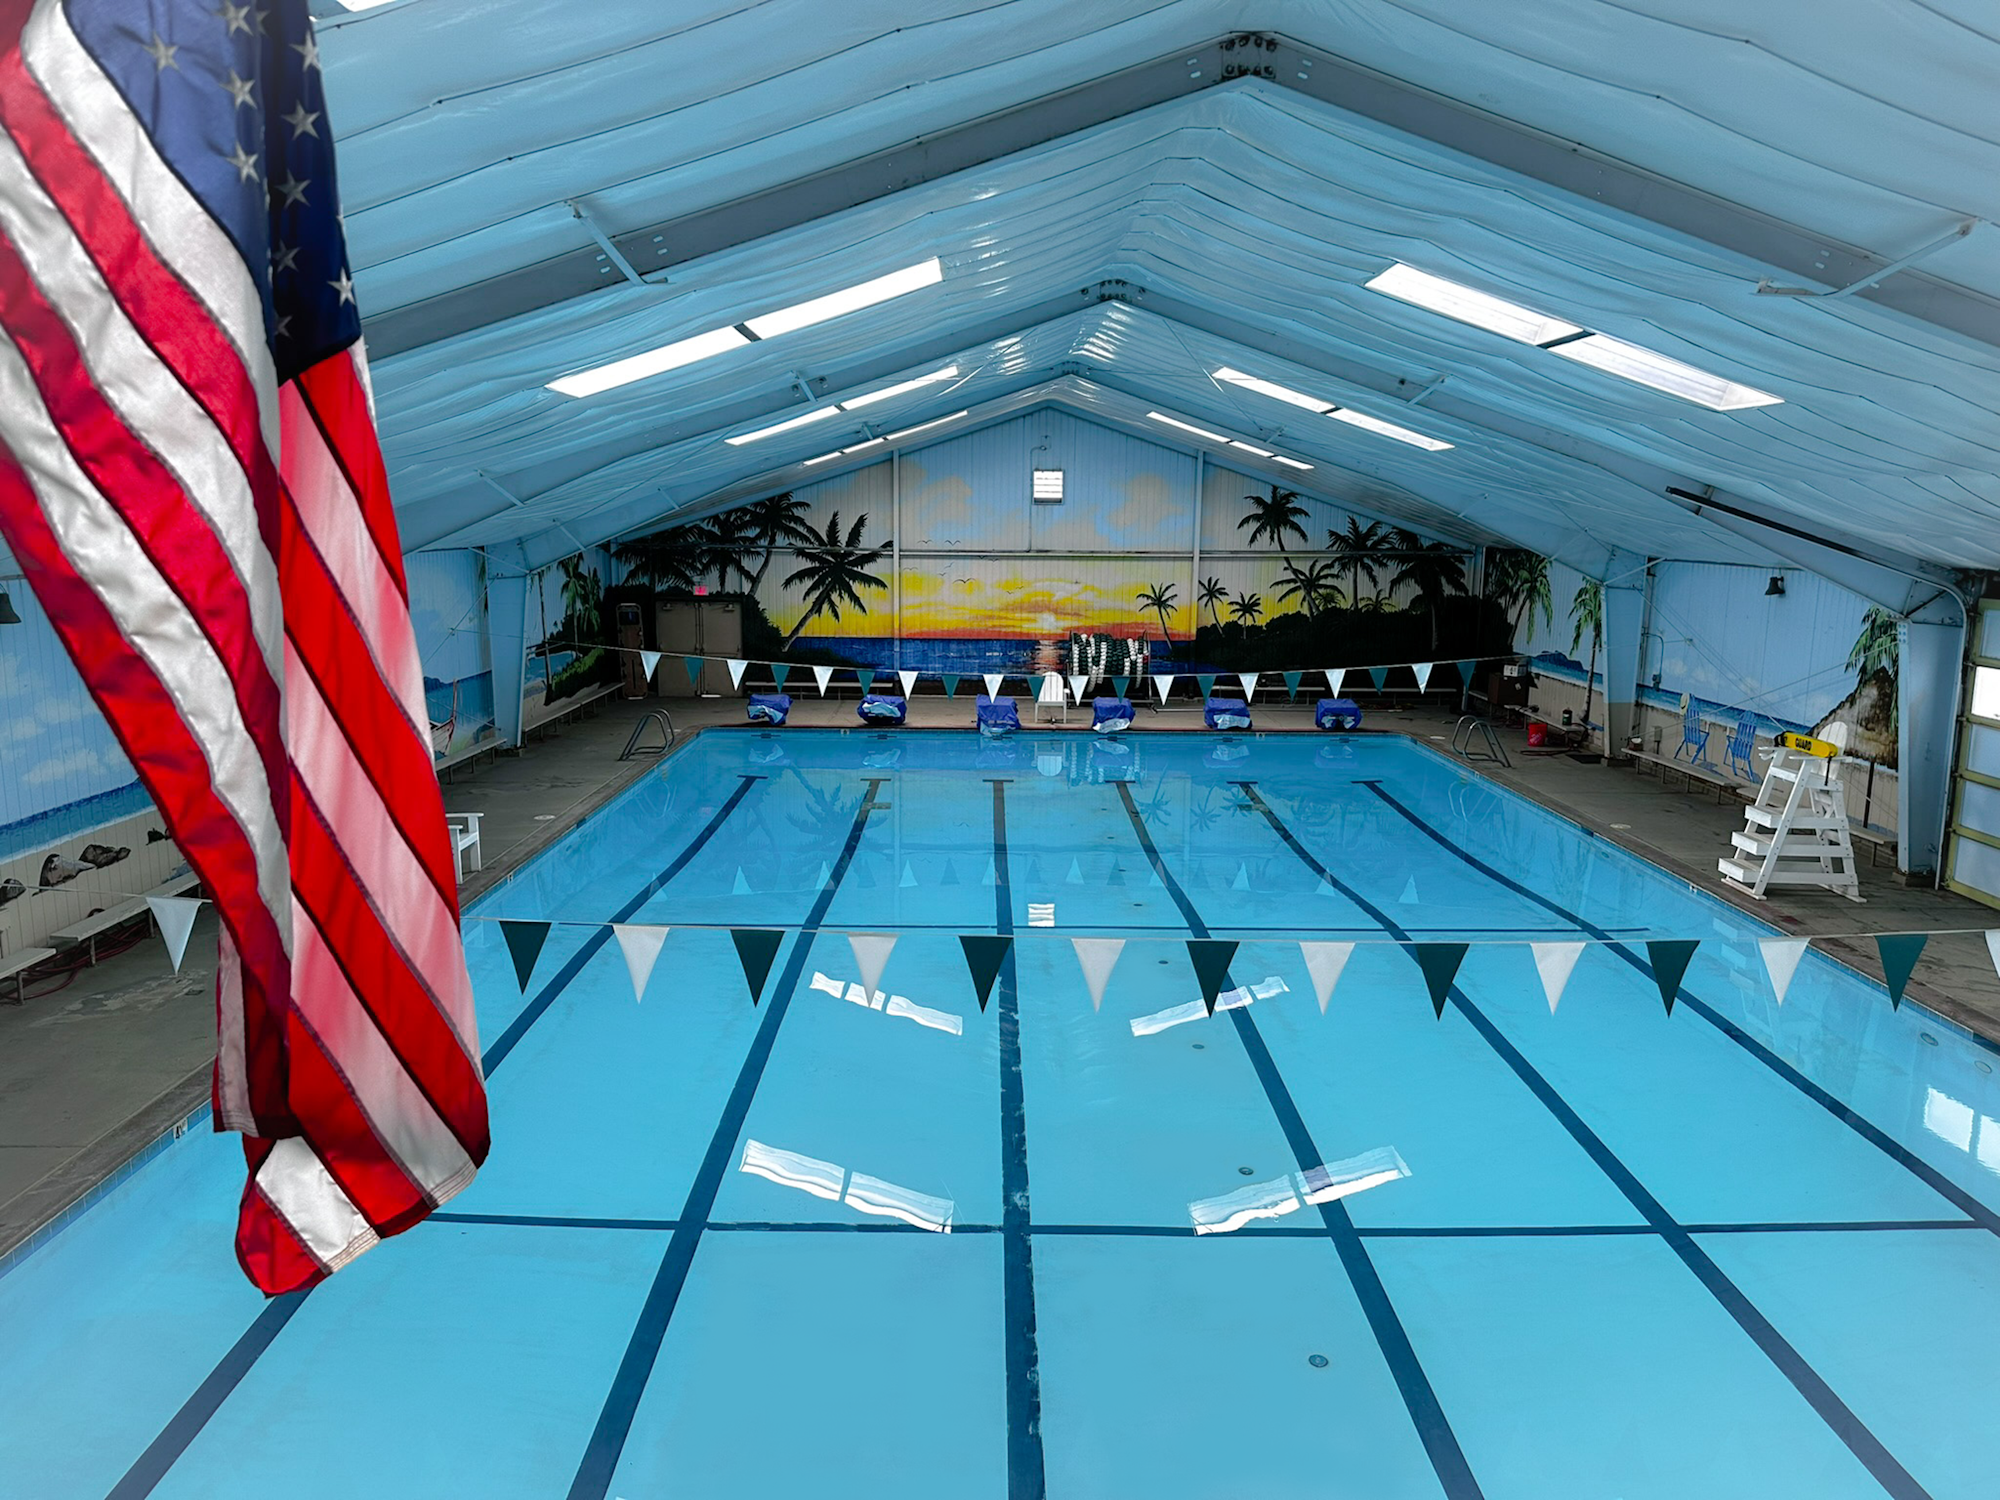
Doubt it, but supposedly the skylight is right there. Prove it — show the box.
[723,406,843,446]
[1213,368,1330,413]
[1364,264,1582,346]
[1327,406,1454,452]
[1364,262,1783,411]
[1147,413,1232,443]
[548,260,944,398]
[840,367,958,409]
[1210,366,1451,451]
[1229,440,1274,457]
[744,259,943,340]
[1546,334,1784,411]
[724,368,960,445]
[882,411,970,443]
[1145,412,1312,469]
[1270,455,1313,471]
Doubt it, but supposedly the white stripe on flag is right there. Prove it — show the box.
[253,1137,378,1275]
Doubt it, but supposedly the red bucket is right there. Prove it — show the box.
[1526,722,1548,747]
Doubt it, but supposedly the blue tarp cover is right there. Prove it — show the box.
[1092,697,1133,733]
[858,694,907,725]
[976,696,1020,737]
[746,693,791,725]
[1315,697,1363,731]
[1204,697,1252,730]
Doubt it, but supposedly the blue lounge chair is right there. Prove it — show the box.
[1673,699,1712,766]
[746,693,791,726]
[1204,696,1252,730]
[1315,697,1362,730]
[857,694,907,726]
[1722,715,1759,780]
[1092,697,1135,733]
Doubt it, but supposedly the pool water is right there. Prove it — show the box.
[5,728,2000,1500]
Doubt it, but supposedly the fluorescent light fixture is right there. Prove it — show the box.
[883,411,970,443]
[1547,334,1783,410]
[803,450,845,466]
[1213,367,1331,413]
[841,438,885,455]
[1365,264,1583,346]
[1229,440,1274,457]
[840,366,958,410]
[1147,412,1231,444]
[743,258,943,340]
[548,325,749,398]
[723,405,843,446]
[335,0,401,8]
[1328,406,1453,451]
[1271,454,1314,471]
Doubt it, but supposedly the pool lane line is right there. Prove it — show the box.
[1237,782,1935,1500]
[1356,778,2000,1241]
[481,772,765,1075]
[565,778,889,1500]
[1111,780,1489,1500]
[988,779,1049,1500]
[101,779,779,1500]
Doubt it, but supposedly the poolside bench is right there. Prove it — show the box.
[49,871,200,964]
[1628,748,1747,802]
[0,946,55,1004]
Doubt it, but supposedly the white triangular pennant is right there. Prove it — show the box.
[983,673,1005,701]
[815,860,831,889]
[1068,673,1090,703]
[1072,937,1125,1011]
[1530,942,1585,1013]
[898,669,919,699]
[1232,862,1250,891]
[1412,662,1433,691]
[1237,672,1258,702]
[982,858,998,886]
[1759,938,1810,1005]
[899,861,918,888]
[1299,941,1355,1014]
[1150,674,1173,704]
[849,932,898,1001]
[1314,877,1335,897]
[639,650,662,683]
[612,924,670,1001]
[727,658,749,690]
[1324,667,1345,698]
[812,664,835,696]
[732,868,753,895]
[1399,876,1418,905]
[147,896,202,973]
[1985,930,2000,979]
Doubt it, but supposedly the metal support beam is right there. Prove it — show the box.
[1898,618,1965,878]
[484,548,531,749]
[566,200,653,287]
[364,31,2000,360]
[1600,553,1647,755]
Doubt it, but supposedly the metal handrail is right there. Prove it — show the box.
[619,710,675,761]
[1451,715,1511,767]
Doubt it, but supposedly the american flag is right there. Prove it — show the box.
[0,0,488,1292]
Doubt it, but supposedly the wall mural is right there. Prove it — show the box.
[522,547,621,730]
[407,549,498,763]
[613,410,1509,685]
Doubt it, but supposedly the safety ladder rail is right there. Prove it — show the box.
[1450,715,1512,767]
[619,709,675,761]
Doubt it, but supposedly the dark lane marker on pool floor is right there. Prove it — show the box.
[1239,780,1933,1500]
[566,778,888,1500]
[1112,780,1489,1500]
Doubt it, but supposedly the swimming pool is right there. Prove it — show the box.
[5,727,1999,1499]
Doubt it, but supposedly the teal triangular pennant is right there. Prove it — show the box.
[1282,670,1302,700]
[941,673,960,699]
[732,868,753,896]
[1456,660,1478,687]
[731,928,785,1004]
[856,668,875,693]
[1106,862,1125,887]
[683,655,704,688]
[1112,676,1130,698]
[1196,674,1217,698]
[1367,666,1388,691]
[1187,939,1239,1014]
[940,859,961,887]
[1411,942,1468,1018]
[1876,933,1928,1009]
[1646,939,1700,1014]
[771,663,792,689]
[499,920,551,992]
[959,934,1011,1013]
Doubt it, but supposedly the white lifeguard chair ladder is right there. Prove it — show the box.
[1718,725,1863,902]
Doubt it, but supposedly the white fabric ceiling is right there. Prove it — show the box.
[318,0,2000,584]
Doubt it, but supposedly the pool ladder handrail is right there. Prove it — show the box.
[1451,715,1511,767]
[619,709,676,761]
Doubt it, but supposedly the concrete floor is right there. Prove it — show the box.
[5,686,1996,1260]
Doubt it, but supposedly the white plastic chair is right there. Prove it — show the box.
[445,812,483,880]
[1035,673,1068,724]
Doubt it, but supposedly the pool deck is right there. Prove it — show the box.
[4,687,1996,1260]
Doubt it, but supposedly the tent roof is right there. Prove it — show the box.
[320,1,2000,595]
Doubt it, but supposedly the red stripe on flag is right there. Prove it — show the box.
[0,446,294,1132]
[237,1162,330,1296]
[293,355,406,598]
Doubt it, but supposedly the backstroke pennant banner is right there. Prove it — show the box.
[727,659,749,690]
[1412,662,1434,692]
[731,928,786,1004]
[1282,670,1302,700]
[959,935,1011,1011]
[1986,930,2000,980]
[941,674,961,699]
[1072,938,1126,1011]
[639,650,662,684]
[1324,667,1346,698]
[1758,938,1810,1005]
[1299,940,1354,1013]
[1411,942,1468,1018]
[1645,939,1700,1014]
[1196,674,1217,699]
[611,924,670,1002]
[1112,675,1130,698]
[499,920,552,992]
[1069,673,1091,703]
[148,895,203,974]
[1529,941,1585,1013]
[849,932,898,1001]
[812,664,835,696]
[898,669,920,699]
[984,673,1006,701]
[1153,674,1175,704]
[771,663,791,689]
[1456,660,1479,689]
[1237,672,1258,702]
[1187,939,1239,1014]
[856,668,876,693]
[1367,666,1388,691]
[683,655,704,689]
[1876,933,1927,1009]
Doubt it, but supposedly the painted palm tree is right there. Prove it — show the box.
[701,506,762,593]
[556,552,603,638]
[1848,606,1899,683]
[1136,582,1180,643]
[1276,559,1339,618]
[1327,518,1398,611]
[780,511,890,646]
[740,492,817,592]
[1486,548,1554,643]
[1571,577,1604,730]
[1197,575,1229,628]
[1389,529,1469,650]
[1238,484,1311,551]
[1228,591,1264,625]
